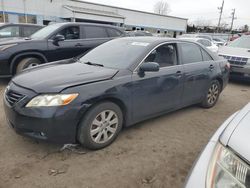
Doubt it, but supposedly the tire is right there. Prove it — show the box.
[77,102,123,150]
[16,57,41,74]
[201,80,221,108]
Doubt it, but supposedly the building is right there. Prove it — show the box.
[0,0,187,35]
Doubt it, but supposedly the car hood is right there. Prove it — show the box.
[12,59,118,93]
[220,103,250,162]
[218,46,250,58]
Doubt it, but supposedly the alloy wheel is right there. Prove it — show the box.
[90,110,119,144]
[207,83,219,105]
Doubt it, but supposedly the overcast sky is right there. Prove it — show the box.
[86,0,250,29]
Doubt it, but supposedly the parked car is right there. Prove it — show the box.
[0,23,43,39]
[181,37,218,53]
[185,102,250,188]
[0,22,125,77]
[212,37,226,46]
[4,37,230,150]
[126,31,153,37]
[179,34,213,41]
[218,35,250,81]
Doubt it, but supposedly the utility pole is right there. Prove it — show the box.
[1,0,5,22]
[217,0,224,32]
[230,9,236,31]
[23,0,27,23]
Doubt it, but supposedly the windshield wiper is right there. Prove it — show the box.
[84,61,104,67]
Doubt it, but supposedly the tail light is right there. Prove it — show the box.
[225,62,231,69]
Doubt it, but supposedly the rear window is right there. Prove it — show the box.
[180,43,203,64]
[84,26,108,39]
[0,26,20,38]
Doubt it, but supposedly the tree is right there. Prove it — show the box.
[242,25,249,32]
[154,0,171,15]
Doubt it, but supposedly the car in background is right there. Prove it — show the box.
[212,37,226,46]
[181,37,218,53]
[0,22,125,77]
[218,35,250,81]
[126,31,153,37]
[179,34,213,41]
[230,33,242,41]
[0,23,43,39]
[4,37,229,150]
[185,102,250,188]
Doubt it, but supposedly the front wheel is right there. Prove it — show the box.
[77,102,123,150]
[16,57,41,74]
[201,80,221,108]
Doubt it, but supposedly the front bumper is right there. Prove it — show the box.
[3,82,85,144]
[230,65,250,81]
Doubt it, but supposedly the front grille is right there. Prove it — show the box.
[222,55,248,66]
[5,90,25,106]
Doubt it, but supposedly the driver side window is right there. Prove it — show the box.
[144,43,177,68]
[57,26,80,40]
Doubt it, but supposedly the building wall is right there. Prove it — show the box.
[0,0,187,32]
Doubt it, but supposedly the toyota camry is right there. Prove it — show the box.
[4,37,230,149]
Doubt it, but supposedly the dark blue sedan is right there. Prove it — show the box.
[4,37,230,150]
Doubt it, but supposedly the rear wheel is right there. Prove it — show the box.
[16,57,41,74]
[77,102,123,150]
[201,80,221,108]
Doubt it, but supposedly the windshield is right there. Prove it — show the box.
[228,36,250,49]
[79,39,150,69]
[30,24,61,39]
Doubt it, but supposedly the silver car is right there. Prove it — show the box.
[218,35,250,81]
[185,103,250,188]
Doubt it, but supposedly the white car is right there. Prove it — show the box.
[180,37,219,53]
[218,35,250,81]
[185,103,250,188]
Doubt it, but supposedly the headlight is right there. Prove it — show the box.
[0,43,17,51]
[207,143,250,188]
[26,94,78,107]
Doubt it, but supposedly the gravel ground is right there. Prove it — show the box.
[0,79,249,188]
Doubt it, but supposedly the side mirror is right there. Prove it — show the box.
[139,62,160,73]
[53,34,65,45]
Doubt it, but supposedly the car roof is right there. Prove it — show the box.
[0,23,44,27]
[50,22,125,31]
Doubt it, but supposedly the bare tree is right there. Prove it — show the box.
[154,0,171,15]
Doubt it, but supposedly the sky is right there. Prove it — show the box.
[85,0,250,29]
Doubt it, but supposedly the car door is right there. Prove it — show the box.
[131,43,184,121]
[47,25,84,61]
[179,42,216,106]
[79,25,112,53]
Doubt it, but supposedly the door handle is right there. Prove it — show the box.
[75,43,84,47]
[176,71,182,77]
[209,65,215,70]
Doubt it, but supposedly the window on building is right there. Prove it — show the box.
[19,15,37,24]
[84,26,108,39]
[0,13,8,22]
[180,43,203,64]
[0,26,20,38]
[144,44,177,68]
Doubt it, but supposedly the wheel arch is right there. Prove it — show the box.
[215,76,223,91]
[75,96,129,143]
[10,51,48,75]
